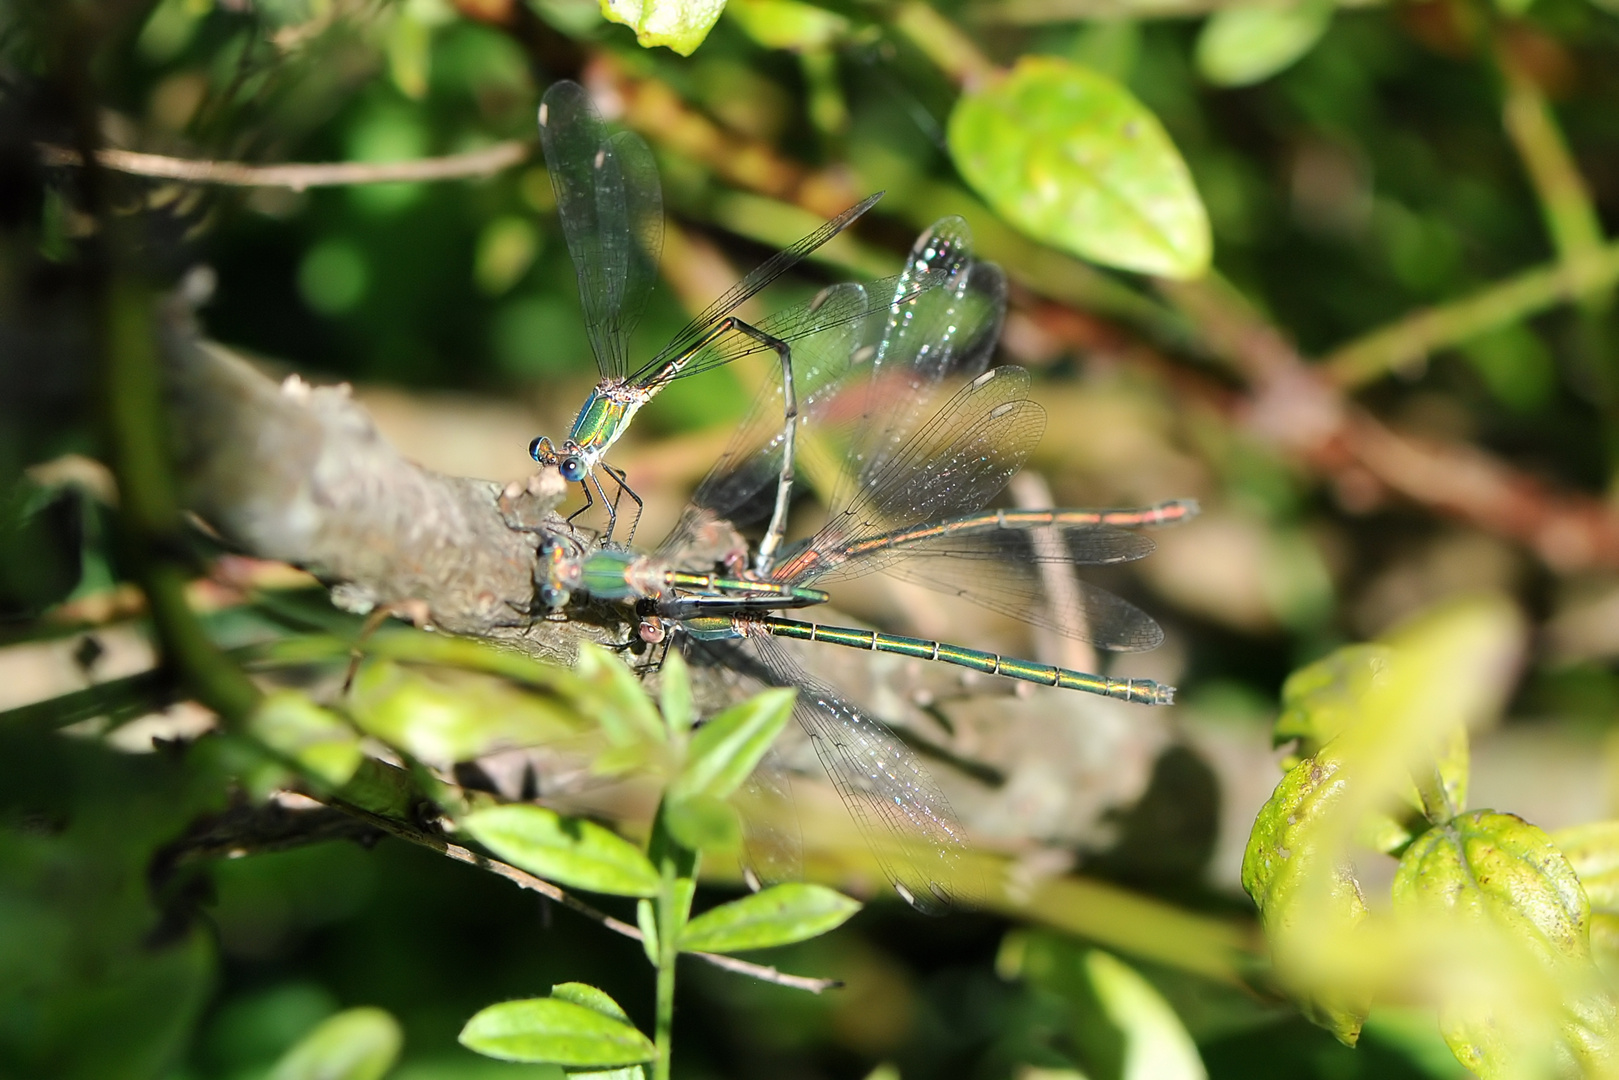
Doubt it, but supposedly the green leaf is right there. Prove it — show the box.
[349,660,576,764]
[269,1007,402,1080]
[636,898,660,966]
[947,56,1211,279]
[679,884,860,953]
[600,0,725,55]
[669,687,796,802]
[1241,744,1371,1045]
[664,792,743,853]
[1553,821,1619,969]
[575,643,664,747]
[461,805,660,898]
[1195,0,1334,88]
[658,649,694,739]
[1393,810,1617,1076]
[726,0,847,50]
[1274,644,1393,760]
[550,985,645,1080]
[996,932,1206,1080]
[459,998,656,1066]
[249,691,363,789]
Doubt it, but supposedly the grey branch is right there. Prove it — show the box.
[158,295,587,657]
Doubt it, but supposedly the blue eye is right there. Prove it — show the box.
[538,584,567,611]
[560,456,587,482]
[529,437,550,463]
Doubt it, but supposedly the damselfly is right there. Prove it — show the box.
[527,80,933,544]
[538,218,1193,909]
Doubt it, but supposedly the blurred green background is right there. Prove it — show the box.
[4,0,1619,1075]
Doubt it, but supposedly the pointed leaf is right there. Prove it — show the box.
[1196,0,1334,88]
[664,792,743,853]
[948,56,1211,279]
[1085,950,1207,1080]
[669,687,796,802]
[549,985,645,1080]
[575,643,664,747]
[461,805,659,898]
[459,998,655,1066]
[349,660,576,765]
[249,691,363,790]
[658,650,694,738]
[269,1007,402,1080]
[601,0,725,55]
[1554,821,1619,968]
[680,883,860,953]
[727,0,848,49]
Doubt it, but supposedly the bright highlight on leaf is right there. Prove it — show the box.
[600,0,726,55]
[459,997,656,1066]
[461,804,661,897]
[679,884,860,953]
[1196,0,1335,88]
[268,1007,403,1080]
[947,56,1211,279]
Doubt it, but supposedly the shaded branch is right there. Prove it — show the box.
[40,140,533,189]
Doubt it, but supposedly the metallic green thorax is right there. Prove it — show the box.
[577,549,828,607]
[566,382,650,463]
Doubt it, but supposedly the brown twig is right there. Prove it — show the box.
[39,140,533,190]
[336,800,841,994]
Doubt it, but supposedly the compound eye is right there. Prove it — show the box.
[538,585,567,611]
[528,437,550,463]
[559,456,587,483]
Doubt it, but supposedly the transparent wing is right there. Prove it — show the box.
[724,632,977,913]
[538,81,662,380]
[792,366,1046,564]
[631,193,883,384]
[654,218,1005,556]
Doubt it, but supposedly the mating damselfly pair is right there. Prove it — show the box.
[523,80,1194,909]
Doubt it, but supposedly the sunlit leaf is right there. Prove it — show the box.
[348,660,577,765]
[269,1006,402,1080]
[459,998,655,1066]
[947,56,1211,279]
[1554,821,1619,971]
[664,792,743,853]
[658,649,694,739]
[600,0,725,55]
[668,687,795,802]
[726,0,847,50]
[1394,810,1619,1076]
[1085,951,1207,1080]
[575,643,665,747]
[1241,743,1372,1045]
[1274,644,1392,760]
[550,984,645,1080]
[461,805,660,898]
[1196,0,1334,88]
[679,884,860,953]
[249,690,363,790]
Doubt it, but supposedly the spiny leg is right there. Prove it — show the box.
[601,462,645,546]
[586,470,617,541]
[564,476,596,530]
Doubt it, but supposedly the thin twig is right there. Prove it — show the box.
[1321,241,1619,389]
[334,800,841,994]
[38,140,532,189]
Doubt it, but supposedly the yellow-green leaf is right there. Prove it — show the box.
[269,1007,402,1080]
[664,792,743,853]
[1196,0,1334,88]
[669,687,795,802]
[1274,644,1392,759]
[1554,821,1619,970]
[249,691,363,790]
[459,998,655,1066]
[575,643,664,747]
[947,56,1211,279]
[1241,745,1371,1044]
[679,884,860,953]
[600,0,725,55]
[349,660,576,764]
[726,0,847,50]
[461,805,660,898]
[658,649,694,739]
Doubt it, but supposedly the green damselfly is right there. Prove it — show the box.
[527,80,936,545]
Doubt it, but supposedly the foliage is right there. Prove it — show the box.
[6,0,1619,1076]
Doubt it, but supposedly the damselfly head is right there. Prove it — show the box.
[528,435,555,464]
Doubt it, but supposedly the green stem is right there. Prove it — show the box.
[1322,240,1619,389]
[653,856,679,1080]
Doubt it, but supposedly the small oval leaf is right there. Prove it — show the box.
[576,643,665,747]
[550,982,632,1024]
[249,691,363,790]
[462,805,659,898]
[459,998,656,1066]
[1196,0,1334,88]
[680,883,860,953]
[670,687,796,802]
[601,0,725,56]
[665,793,743,853]
[658,649,694,738]
[948,56,1211,279]
[269,1007,402,1080]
